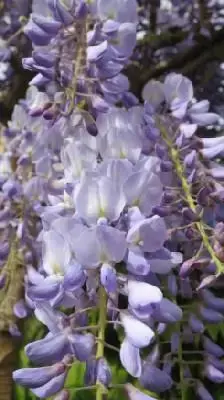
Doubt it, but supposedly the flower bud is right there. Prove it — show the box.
[96,357,112,387]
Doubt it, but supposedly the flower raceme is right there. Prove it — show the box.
[11,71,224,399]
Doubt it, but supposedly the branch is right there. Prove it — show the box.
[149,2,157,34]
[126,27,224,97]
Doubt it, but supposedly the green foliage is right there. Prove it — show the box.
[206,322,224,342]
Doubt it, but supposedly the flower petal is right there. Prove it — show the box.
[120,312,155,348]
[120,338,142,377]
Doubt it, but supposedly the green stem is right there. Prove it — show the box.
[96,286,107,400]
[158,121,224,275]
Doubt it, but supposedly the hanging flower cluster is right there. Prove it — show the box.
[0,1,223,400]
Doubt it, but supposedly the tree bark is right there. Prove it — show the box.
[0,334,15,400]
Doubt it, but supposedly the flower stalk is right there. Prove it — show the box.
[158,120,224,275]
[96,286,108,400]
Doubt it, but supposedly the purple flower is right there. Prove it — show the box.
[120,311,155,348]
[127,280,162,311]
[13,363,66,388]
[72,224,127,267]
[25,303,94,364]
[74,174,126,224]
[163,73,193,118]
[127,215,167,253]
[120,337,142,377]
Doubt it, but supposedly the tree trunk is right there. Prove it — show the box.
[0,335,15,400]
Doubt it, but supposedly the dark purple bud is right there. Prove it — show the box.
[96,357,112,387]
[203,336,224,358]
[161,161,172,172]
[13,300,28,319]
[162,191,176,203]
[140,363,173,393]
[188,314,204,333]
[185,227,196,240]
[144,125,160,141]
[197,186,212,207]
[76,1,88,18]
[155,144,166,158]
[87,123,98,136]
[214,222,224,246]
[182,207,200,222]
[43,107,57,120]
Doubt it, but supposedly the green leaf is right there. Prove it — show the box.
[206,323,223,342]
